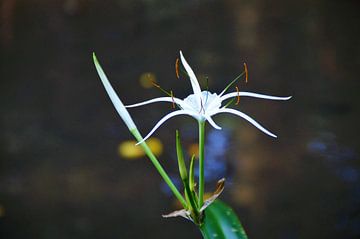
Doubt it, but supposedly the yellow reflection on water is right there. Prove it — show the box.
[139,72,157,89]
[187,143,199,158]
[118,137,163,159]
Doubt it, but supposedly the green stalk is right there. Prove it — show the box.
[131,128,187,208]
[198,120,206,208]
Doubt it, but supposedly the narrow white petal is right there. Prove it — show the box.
[220,91,292,102]
[136,110,194,145]
[205,116,222,130]
[126,97,183,108]
[179,51,202,102]
[215,108,277,138]
[93,53,137,130]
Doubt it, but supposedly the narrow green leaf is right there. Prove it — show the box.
[200,200,248,239]
[189,154,196,192]
[176,130,188,180]
[93,52,136,131]
[175,131,200,222]
[188,154,199,216]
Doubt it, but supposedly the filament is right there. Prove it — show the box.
[170,90,175,109]
[151,80,173,97]
[199,99,205,114]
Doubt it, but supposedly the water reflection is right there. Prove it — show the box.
[308,132,360,236]
[202,129,230,181]
[308,132,358,183]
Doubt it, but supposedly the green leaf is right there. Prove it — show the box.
[175,131,201,222]
[200,200,248,239]
[189,154,196,192]
[176,130,188,181]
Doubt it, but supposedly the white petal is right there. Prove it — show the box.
[215,108,277,138]
[126,97,183,108]
[93,53,137,130]
[136,110,194,145]
[205,115,222,130]
[179,51,202,103]
[220,91,292,102]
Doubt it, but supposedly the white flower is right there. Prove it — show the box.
[127,51,291,143]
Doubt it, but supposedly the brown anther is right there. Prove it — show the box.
[175,58,180,79]
[170,90,175,109]
[151,80,161,89]
[243,63,248,83]
[235,86,240,105]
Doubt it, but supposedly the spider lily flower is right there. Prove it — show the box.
[126,51,291,143]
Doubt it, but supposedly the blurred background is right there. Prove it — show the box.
[0,0,359,238]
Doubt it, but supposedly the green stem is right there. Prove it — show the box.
[183,178,200,224]
[131,128,187,208]
[198,120,205,208]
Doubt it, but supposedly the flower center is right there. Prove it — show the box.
[181,91,221,118]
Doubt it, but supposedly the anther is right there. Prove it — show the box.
[243,63,248,83]
[175,58,180,79]
[235,86,240,105]
[151,80,172,97]
[151,80,161,89]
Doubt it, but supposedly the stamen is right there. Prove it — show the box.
[220,71,246,96]
[151,80,172,97]
[151,80,161,89]
[175,58,180,79]
[199,99,205,114]
[235,86,240,105]
[244,63,248,83]
[223,98,236,108]
[150,80,181,109]
[170,90,175,109]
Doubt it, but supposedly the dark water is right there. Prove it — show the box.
[1,0,359,238]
